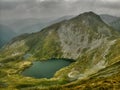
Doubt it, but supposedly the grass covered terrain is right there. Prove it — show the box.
[0,12,120,90]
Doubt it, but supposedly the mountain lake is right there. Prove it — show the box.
[22,59,73,78]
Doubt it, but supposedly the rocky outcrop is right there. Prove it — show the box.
[0,12,120,85]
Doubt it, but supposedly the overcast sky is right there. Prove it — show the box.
[0,0,120,20]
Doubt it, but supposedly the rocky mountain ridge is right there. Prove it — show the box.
[0,12,120,90]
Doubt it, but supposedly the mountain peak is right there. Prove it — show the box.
[70,11,105,28]
[0,11,120,90]
[78,11,101,19]
[81,11,96,15]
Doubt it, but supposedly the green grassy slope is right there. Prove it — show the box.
[0,12,120,90]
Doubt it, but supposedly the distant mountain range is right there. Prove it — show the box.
[0,12,120,89]
[0,18,51,35]
[0,16,74,35]
[100,14,120,31]
[0,24,16,48]
[0,16,73,48]
[0,14,120,49]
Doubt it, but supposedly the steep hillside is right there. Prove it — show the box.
[0,12,120,90]
[0,12,119,59]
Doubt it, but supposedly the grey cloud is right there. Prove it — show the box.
[0,0,120,20]
[0,2,19,10]
[99,2,120,9]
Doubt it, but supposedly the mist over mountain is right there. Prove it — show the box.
[0,18,51,35]
[101,14,120,31]
[0,16,74,36]
[0,24,16,48]
[0,0,120,89]
[0,12,120,90]
[0,16,73,49]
